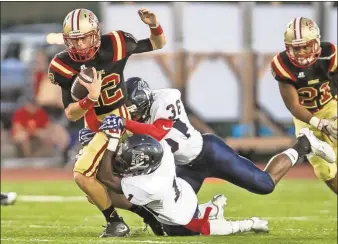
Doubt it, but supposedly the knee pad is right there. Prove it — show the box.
[313,163,337,181]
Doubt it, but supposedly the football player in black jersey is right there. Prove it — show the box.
[270,17,337,194]
[48,8,166,237]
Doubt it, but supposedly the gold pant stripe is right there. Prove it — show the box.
[83,140,108,177]
[75,105,131,175]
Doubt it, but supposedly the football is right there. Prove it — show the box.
[71,68,94,101]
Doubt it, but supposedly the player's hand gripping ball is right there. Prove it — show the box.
[71,68,94,101]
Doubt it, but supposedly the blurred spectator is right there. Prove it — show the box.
[11,97,71,161]
[1,121,16,158]
[32,48,48,97]
[1,42,30,129]
[34,48,65,121]
[35,69,64,119]
[1,42,29,90]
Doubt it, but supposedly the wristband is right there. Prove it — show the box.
[79,96,97,110]
[150,24,163,36]
[309,116,320,129]
[107,137,119,152]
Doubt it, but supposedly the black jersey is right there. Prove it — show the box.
[48,31,151,116]
[271,42,337,112]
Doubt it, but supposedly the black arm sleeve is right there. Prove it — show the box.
[96,150,123,194]
[62,88,74,109]
[133,39,154,54]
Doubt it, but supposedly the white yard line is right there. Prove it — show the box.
[104,241,202,244]
[1,239,50,243]
[1,238,201,244]
[18,195,86,202]
[229,216,336,221]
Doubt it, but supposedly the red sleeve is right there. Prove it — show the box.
[84,108,101,132]
[125,119,173,141]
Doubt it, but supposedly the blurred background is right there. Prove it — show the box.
[1,1,337,169]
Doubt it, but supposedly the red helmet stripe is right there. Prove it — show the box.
[71,10,75,31]
[71,9,80,31]
[299,17,303,39]
[293,18,297,39]
[76,9,82,31]
[294,17,302,40]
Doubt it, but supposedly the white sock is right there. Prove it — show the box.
[282,148,299,166]
[198,201,217,219]
[209,219,253,235]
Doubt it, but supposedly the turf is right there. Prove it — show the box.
[1,180,337,244]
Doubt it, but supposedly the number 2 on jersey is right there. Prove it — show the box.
[95,73,124,107]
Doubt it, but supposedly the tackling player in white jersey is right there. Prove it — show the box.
[99,77,336,198]
[93,131,270,236]
[145,88,203,165]
[85,77,335,236]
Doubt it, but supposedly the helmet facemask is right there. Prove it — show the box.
[127,90,153,122]
[63,30,101,62]
[286,38,321,68]
[127,100,152,122]
[284,17,322,68]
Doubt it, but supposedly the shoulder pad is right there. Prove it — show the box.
[48,53,78,88]
[105,31,127,61]
[150,89,182,122]
[154,89,181,104]
[105,30,138,61]
[325,42,337,73]
[270,52,296,82]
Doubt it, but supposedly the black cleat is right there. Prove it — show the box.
[99,218,130,238]
[142,210,165,236]
[293,134,312,157]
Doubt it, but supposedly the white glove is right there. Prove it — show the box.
[250,217,269,233]
[310,116,337,141]
[326,117,338,141]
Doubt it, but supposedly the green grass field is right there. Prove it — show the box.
[1,180,337,244]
